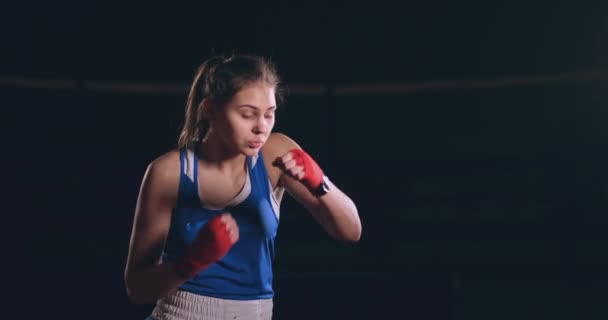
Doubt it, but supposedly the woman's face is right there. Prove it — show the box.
[211,82,277,157]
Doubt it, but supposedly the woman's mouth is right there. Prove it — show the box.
[247,141,264,148]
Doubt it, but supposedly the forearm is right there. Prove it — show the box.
[316,180,361,242]
[272,145,362,242]
[125,261,188,304]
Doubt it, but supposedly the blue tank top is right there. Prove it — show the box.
[161,149,281,300]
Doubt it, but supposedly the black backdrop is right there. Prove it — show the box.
[3,1,608,319]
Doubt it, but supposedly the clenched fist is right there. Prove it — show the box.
[174,213,239,278]
[272,148,324,193]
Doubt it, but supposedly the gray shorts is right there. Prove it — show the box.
[148,290,273,320]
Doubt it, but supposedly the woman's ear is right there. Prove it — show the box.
[198,99,212,122]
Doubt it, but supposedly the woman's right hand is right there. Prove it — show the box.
[174,213,239,278]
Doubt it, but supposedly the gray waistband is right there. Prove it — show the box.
[151,290,273,320]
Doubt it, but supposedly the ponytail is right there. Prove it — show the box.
[177,58,221,150]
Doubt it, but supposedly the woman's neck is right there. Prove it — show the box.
[197,134,246,175]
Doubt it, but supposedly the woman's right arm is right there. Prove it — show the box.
[124,151,187,304]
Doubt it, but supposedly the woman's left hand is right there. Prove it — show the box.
[272,148,324,193]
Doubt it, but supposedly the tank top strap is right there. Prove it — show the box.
[177,148,199,207]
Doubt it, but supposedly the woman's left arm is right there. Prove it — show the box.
[266,133,361,242]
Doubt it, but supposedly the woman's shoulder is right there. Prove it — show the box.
[260,133,300,188]
[262,132,300,159]
[143,149,182,185]
[149,148,181,167]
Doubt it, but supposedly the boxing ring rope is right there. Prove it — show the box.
[1,70,607,95]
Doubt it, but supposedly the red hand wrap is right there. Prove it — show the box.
[173,215,233,278]
[289,149,324,192]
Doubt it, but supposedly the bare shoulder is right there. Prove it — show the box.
[261,132,301,166]
[146,150,180,179]
[141,149,181,200]
[261,132,300,189]
[262,132,301,157]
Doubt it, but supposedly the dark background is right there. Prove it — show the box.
[2,1,608,319]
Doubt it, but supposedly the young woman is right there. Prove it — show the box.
[124,54,361,319]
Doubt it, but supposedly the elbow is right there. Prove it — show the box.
[333,208,362,243]
[347,226,362,242]
[335,224,362,243]
[343,207,362,242]
[124,275,151,305]
[126,287,145,305]
[343,203,362,242]
[125,281,144,305]
[126,285,156,305]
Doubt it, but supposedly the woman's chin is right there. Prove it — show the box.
[241,146,259,156]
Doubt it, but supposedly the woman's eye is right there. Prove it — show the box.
[242,113,255,119]
[264,113,274,119]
